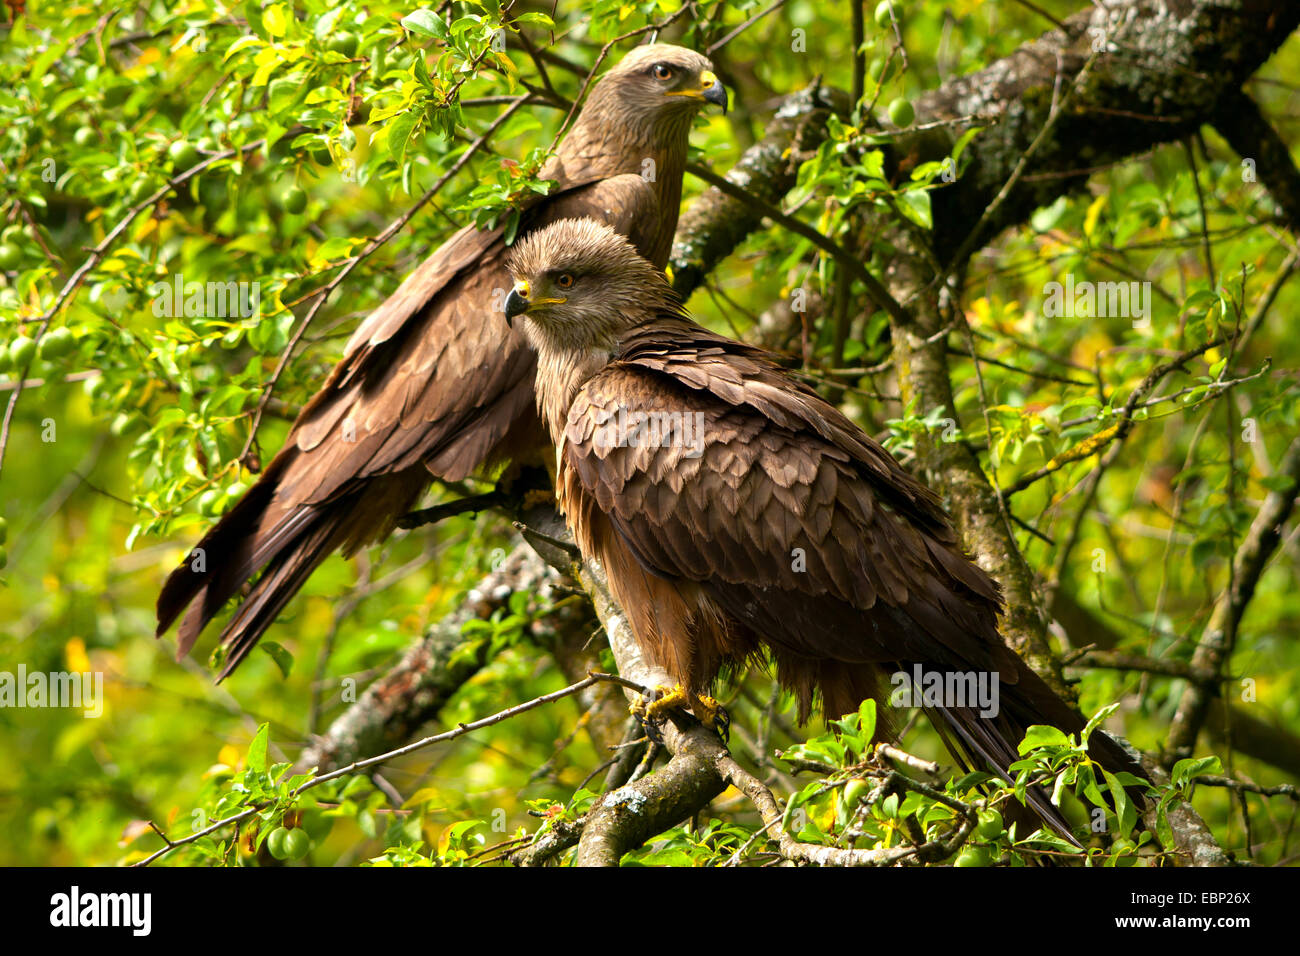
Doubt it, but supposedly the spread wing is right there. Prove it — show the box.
[157,171,661,676]
[291,171,664,492]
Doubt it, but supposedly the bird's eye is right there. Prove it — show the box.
[652,63,673,80]
[556,273,575,289]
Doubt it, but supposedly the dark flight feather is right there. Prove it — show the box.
[157,45,725,679]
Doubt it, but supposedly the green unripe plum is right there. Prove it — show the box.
[954,846,992,867]
[278,185,307,214]
[976,809,1004,840]
[9,336,37,368]
[266,826,292,860]
[888,97,914,127]
[328,31,359,57]
[168,140,200,169]
[38,328,76,360]
[282,828,310,860]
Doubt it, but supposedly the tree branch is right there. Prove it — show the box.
[1167,436,1300,759]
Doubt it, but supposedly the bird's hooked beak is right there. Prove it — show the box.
[504,279,566,328]
[700,71,728,112]
[667,70,728,113]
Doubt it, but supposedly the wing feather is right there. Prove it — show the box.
[558,320,1008,685]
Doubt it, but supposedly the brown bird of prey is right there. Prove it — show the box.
[504,218,1146,841]
[157,45,727,679]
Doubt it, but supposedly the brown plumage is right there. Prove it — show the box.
[505,218,1147,843]
[156,45,727,679]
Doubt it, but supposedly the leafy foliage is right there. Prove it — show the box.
[1,0,1297,866]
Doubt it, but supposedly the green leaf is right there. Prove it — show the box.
[387,111,421,165]
[1030,195,1068,233]
[1018,724,1071,754]
[1171,755,1222,787]
[402,10,449,39]
[896,188,932,230]
[259,641,294,679]
[1102,768,1136,837]
[858,697,877,742]
[314,7,346,40]
[247,723,269,774]
[263,4,289,39]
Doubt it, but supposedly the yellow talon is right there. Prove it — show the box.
[630,683,688,724]
[692,693,729,738]
[629,684,729,740]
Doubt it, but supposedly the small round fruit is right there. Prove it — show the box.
[278,185,307,214]
[282,827,311,860]
[168,140,200,169]
[843,778,869,806]
[128,178,157,204]
[0,243,21,270]
[266,826,292,860]
[9,335,37,368]
[197,489,222,515]
[887,97,914,127]
[73,126,97,148]
[874,1,895,28]
[954,846,992,867]
[0,516,7,544]
[328,31,359,57]
[38,328,76,360]
[869,58,896,83]
[976,809,1003,841]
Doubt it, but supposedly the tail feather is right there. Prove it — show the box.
[210,514,345,680]
[907,656,1150,848]
[927,701,1083,847]
[155,457,427,679]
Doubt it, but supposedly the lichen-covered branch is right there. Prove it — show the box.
[917,0,1300,262]
[570,556,731,866]
[296,544,558,773]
